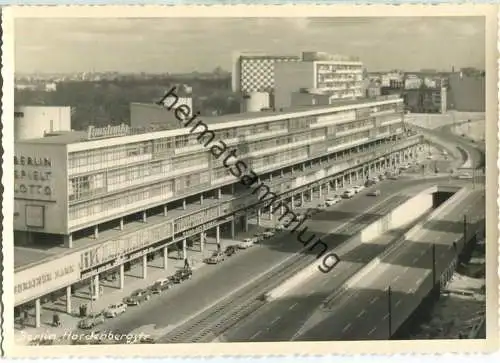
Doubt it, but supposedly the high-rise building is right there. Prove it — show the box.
[274,52,364,109]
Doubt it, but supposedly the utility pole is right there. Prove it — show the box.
[388,286,392,338]
[463,214,468,245]
[432,244,436,285]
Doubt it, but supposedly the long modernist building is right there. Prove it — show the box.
[14,95,423,326]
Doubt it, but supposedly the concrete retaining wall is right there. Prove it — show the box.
[266,187,459,302]
[321,186,470,309]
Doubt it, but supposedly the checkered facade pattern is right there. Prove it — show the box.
[239,56,300,93]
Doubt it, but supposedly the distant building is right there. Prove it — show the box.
[231,52,301,93]
[14,106,72,141]
[366,82,382,98]
[447,71,485,112]
[45,82,57,92]
[274,51,364,109]
[404,75,423,90]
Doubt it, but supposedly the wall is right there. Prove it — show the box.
[448,73,486,112]
[15,106,71,141]
[274,62,314,110]
[130,101,193,130]
[14,142,69,234]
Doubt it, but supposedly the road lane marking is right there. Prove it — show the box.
[270,317,281,325]
[416,277,423,285]
[395,299,402,307]
[392,276,400,283]
[383,313,390,320]
[357,309,366,318]
[250,330,262,340]
[342,323,352,333]
[403,267,409,273]
[412,257,419,264]
[289,303,298,311]
[368,327,377,336]
[408,288,415,294]
[370,297,378,305]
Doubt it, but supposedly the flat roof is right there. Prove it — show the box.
[17,96,402,148]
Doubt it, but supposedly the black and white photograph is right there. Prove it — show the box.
[2,4,498,357]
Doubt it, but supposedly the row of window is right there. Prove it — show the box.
[69,142,151,169]
[69,174,106,201]
[332,130,371,147]
[174,171,210,193]
[246,129,324,153]
[173,154,208,169]
[336,119,374,133]
[69,181,173,221]
[107,161,170,186]
[251,147,309,170]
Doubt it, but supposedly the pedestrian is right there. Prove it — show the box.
[184,258,190,269]
[99,286,103,296]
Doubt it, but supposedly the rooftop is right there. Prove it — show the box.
[16,96,402,146]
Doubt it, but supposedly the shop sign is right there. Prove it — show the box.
[14,254,81,305]
[14,155,55,201]
[80,222,173,271]
[87,124,130,140]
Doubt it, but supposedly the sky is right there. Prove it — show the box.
[15,17,485,74]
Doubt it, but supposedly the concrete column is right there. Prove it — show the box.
[269,174,273,182]
[35,298,41,328]
[300,193,305,205]
[119,264,125,289]
[326,183,331,194]
[318,184,323,198]
[310,188,314,200]
[291,195,295,210]
[216,225,221,248]
[142,255,148,279]
[280,203,285,216]
[66,286,72,314]
[142,211,147,223]
[302,164,306,172]
[230,184,235,194]
[280,169,284,177]
[182,239,187,259]
[335,179,339,190]
[244,216,249,232]
[94,225,99,239]
[230,220,235,239]
[200,194,204,205]
[257,209,261,226]
[182,199,187,210]
[163,247,169,271]
[269,205,273,220]
[348,173,352,185]
[200,232,205,252]
[119,218,124,230]
[64,234,73,248]
[163,205,168,217]
[217,188,222,199]
[93,275,100,300]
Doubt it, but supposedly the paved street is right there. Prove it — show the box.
[56,175,452,337]
[220,188,484,342]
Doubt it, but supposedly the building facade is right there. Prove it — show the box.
[14,106,72,141]
[14,96,423,325]
[231,52,301,93]
[274,52,364,109]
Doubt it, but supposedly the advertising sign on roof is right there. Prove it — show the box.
[87,124,130,140]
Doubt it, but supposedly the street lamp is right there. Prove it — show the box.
[387,285,392,338]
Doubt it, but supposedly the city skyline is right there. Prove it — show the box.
[15,17,485,74]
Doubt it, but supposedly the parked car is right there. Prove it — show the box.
[239,238,255,249]
[224,245,238,257]
[172,267,193,283]
[352,185,365,194]
[206,251,226,264]
[367,189,381,197]
[123,289,152,306]
[262,229,275,238]
[365,179,377,187]
[342,189,356,199]
[388,174,399,180]
[399,163,410,170]
[103,303,127,318]
[378,174,386,181]
[149,278,174,294]
[78,312,106,329]
[275,224,286,231]
[325,196,341,206]
[456,172,473,180]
